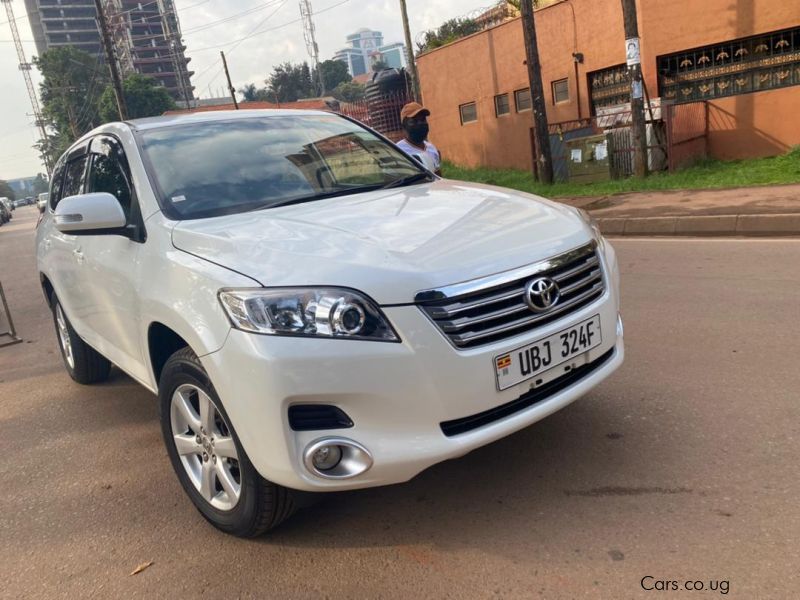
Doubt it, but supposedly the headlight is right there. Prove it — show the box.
[218,288,399,342]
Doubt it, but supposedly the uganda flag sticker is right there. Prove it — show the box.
[496,354,512,375]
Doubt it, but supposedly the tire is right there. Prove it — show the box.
[51,295,112,384]
[159,347,296,537]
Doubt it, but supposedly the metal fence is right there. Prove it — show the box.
[333,90,411,142]
[665,102,709,171]
[543,101,708,182]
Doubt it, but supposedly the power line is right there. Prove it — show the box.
[192,0,351,88]
[124,0,286,43]
[192,0,290,87]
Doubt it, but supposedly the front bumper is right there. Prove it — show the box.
[202,247,624,492]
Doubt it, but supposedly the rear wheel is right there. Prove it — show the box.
[52,296,111,384]
[159,347,296,537]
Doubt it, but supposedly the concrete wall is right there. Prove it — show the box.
[708,88,800,159]
[417,0,800,169]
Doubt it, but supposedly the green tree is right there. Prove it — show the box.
[32,173,49,195]
[34,46,108,165]
[332,81,366,102]
[416,18,481,54]
[98,74,176,122]
[239,83,271,102]
[266,62,316,103]
[0,180,16,202]
[314,59,351,93]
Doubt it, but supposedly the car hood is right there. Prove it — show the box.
[171,180,592,304]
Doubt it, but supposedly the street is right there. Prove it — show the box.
[1,205,798,598]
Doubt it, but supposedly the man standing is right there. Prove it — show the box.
[396,102,441,176]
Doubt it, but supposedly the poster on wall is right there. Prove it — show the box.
[626,37,641,66]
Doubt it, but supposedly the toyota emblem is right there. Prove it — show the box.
[524,277,560,313]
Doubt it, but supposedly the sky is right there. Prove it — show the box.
[0,0,494,180]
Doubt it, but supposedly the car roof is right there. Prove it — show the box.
[124,109,332,132]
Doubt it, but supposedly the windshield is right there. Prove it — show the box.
[138,114,428,220]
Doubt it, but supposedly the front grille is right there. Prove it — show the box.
[417,242,605,349]
[440,347,615,437]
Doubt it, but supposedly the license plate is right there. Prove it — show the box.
[494,315,602,391]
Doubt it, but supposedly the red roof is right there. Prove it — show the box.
[165,98,332,115]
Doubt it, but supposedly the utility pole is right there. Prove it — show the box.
[299,0,326,96]
[220,51,239,109]
[398,0,420,102]
[1,0,51,172]
[620,0,648,177]
[94,0,128,120]
[519,0,553,184]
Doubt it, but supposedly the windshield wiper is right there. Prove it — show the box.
[380,171,434,190]
[251,184,386,212]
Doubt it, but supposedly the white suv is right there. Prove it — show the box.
[37,110,623,536]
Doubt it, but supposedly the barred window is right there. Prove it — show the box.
[588,64,630,114]
[658,25,800,104]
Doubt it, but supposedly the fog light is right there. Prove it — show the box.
[303,437,373,479]
[311,444,342,471]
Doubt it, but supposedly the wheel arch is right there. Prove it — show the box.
[40,273,55,308]
[148,322,192,390]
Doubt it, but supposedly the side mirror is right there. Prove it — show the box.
[54,192,126,234]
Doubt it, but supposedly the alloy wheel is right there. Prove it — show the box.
[55,304,74,369]
[170,383,242,511]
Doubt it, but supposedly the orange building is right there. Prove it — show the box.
[416,0,800,170]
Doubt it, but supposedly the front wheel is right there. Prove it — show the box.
[159,347,296,537]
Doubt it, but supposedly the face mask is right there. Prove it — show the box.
[405,123,429,145]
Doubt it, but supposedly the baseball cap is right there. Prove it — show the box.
[400,102,430,121]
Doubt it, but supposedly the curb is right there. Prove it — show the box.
[596,213,800,236]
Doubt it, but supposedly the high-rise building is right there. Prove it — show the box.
[24,0,102,57]
[333,28,407,77]
[22,0,194,101]
[106,0,194,102]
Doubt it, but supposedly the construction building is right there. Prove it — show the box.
[24,0,102,57]
[105,0,194,102]
[22,0,194,101]
[416,0,800,170]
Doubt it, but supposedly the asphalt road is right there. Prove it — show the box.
[1,205,798,599]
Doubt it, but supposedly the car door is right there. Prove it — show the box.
[46,145,97,342]
[77,135,149,382]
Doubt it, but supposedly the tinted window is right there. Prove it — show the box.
[552,78,570,104]
[88,140,132,219]
[62,156,88,200]
[138,115,425,220]
[459,102,478,124]
[48,159,67,209]
[495,93,510,117]
[515,88,532,112]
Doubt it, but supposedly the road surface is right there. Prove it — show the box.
[1,206,798,598]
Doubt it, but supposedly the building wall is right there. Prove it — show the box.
[417,0,800,169]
